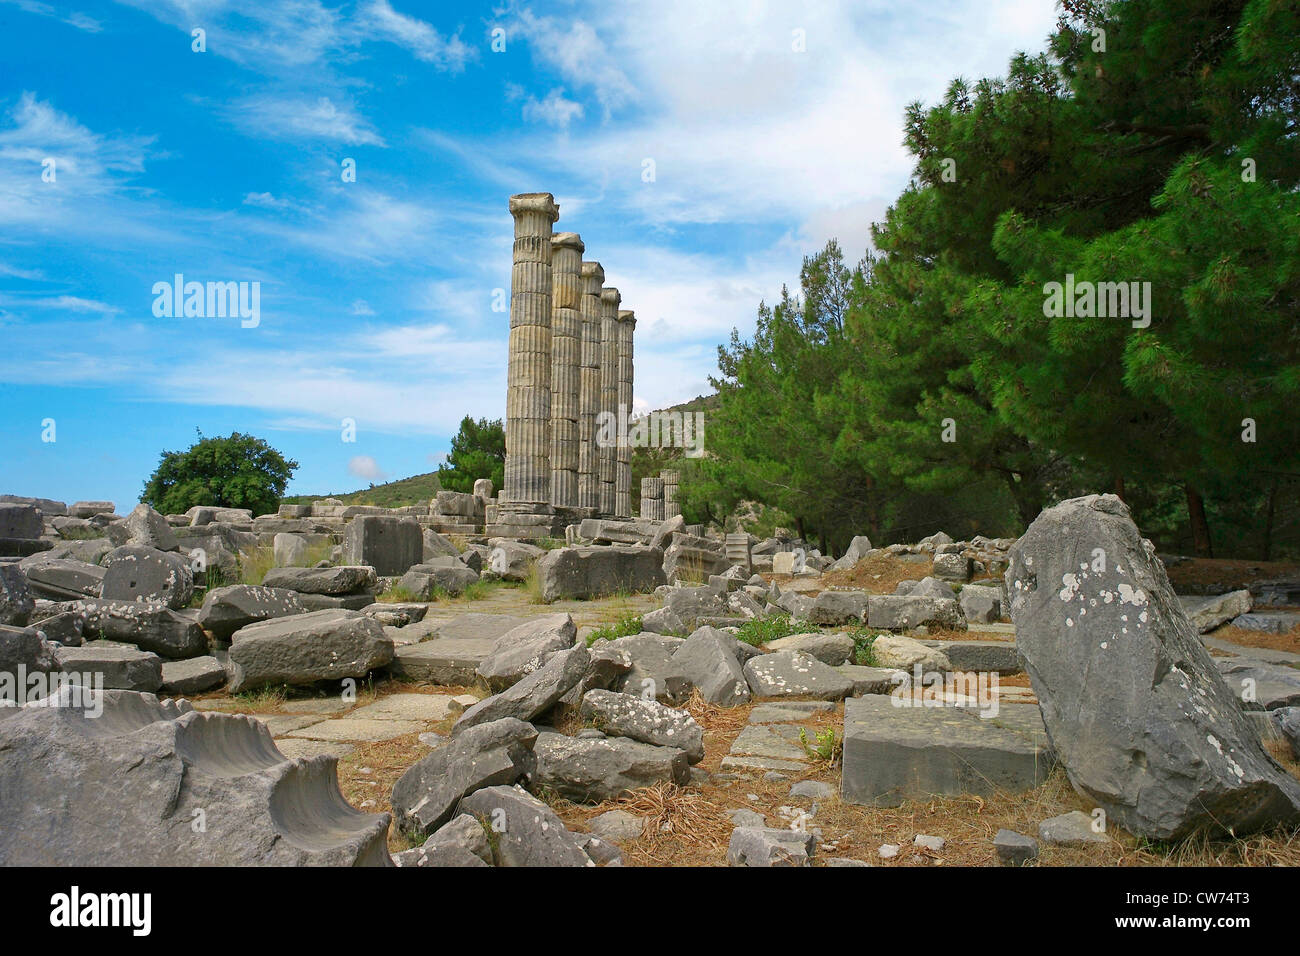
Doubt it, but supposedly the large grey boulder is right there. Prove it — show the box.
[476,613,577,692]
[0,563,34,626]
[743,650,855,701]
[60,598,208,659]
[100,546,194,609]
[458,784,591,867]
[261,565,378,595]
[453,645,589,733]
[227,609,394,693]
[670,626,750,706]
[808,590,869,626]
[536,545,665,602]
[197,584,307,640]
[391,717,537,837]
[1006,494,1300,839]
[343,515,423,576]
[0,688,391,865]
[528,731,690,802]
[122,503,178,552]
[579,689,705,762]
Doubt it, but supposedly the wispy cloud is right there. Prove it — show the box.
[359,0,475,71]
[2,0,103,33]
[225,95,386,146]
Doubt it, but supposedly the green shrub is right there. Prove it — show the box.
[733,613,809,647]
[847,625,879,666]
[586,612,644,646]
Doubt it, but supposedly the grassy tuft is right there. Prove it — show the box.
[586,612,644,646]
[733,613,810,647]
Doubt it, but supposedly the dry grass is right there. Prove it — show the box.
[819,552,934,594]
[1165,557,1300,595]
[1211,622,1300,655]
[189,664,1300,867]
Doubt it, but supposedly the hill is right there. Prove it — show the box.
[280,394,720,510]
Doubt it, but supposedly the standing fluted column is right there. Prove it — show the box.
[615,309,636,518]
[577,260,604,511]
[549,232,584,509]
[640,476,664,520]
[503,193,559,507]
[598,286,621,516]
[661,468,681,519]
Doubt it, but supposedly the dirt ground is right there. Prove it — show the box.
[1165,557,1300,595]
[207,675,1300,866]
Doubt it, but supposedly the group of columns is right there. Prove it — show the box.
[502,192,636,520]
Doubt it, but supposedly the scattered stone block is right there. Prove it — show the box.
[458,784,591,867]
[160,655,226,694]
[1038,810,1110,847]
[579,689,705,762]
[727,827,815,867]
[808,590,869,626]
[841,696,1054,806]
[743,650,854,700]
[994,829,1038,865]
[766,631,854,665]
[529,730,690,802]
[227,609,394,693]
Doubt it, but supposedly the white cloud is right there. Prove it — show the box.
[347,455,388,481]
[501,8,638,120]
[2,1,102,32]
[360,0,475,71]
[350,299,375,316]
[226,95,385,146]
[520,88,585,129]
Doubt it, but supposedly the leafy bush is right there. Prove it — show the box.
[586,612,644,647]
[733,613,809,647]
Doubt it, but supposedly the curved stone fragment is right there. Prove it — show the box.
[0,687,391,865]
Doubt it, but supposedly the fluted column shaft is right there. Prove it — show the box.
[615,310,636,518]
[577,260,605,510]
[660,468,681,519]
[598,287,621,516]
[549,232,584,508]
[640,476,664,521]
[504,193,559,506]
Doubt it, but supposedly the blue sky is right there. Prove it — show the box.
[0,0,1057,511]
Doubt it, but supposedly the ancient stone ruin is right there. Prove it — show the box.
[1,197,1296,871]
[488,193,639,540]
